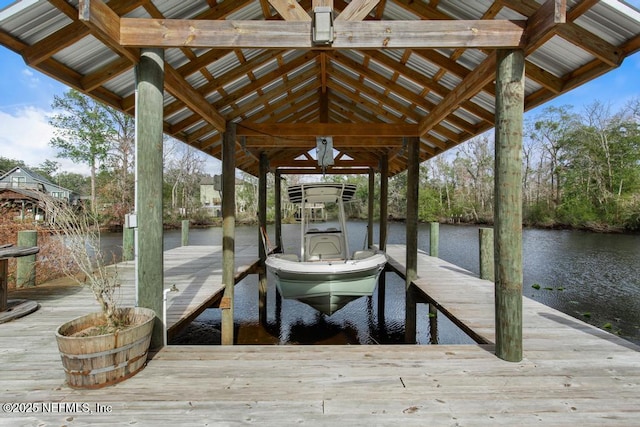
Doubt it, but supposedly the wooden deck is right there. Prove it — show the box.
[1,244,639,425]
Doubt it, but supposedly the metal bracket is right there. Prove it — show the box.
[219,296,232,310]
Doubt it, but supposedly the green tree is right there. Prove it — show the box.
[102,106,135,221]
[530,105,580,211]
[49,90,113,212]
[560,101,640,225]
[32,159,60,182]
[56,171,90,196]
[0,157,26,175]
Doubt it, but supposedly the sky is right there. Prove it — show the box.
[1,0,639,176]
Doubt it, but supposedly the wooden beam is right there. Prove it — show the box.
[81,57,131,91]
[313,0,333,8]
[237,122,419,137]
[269,158,378,168]
[335,0,379,22]
[79,0,120,47]
[268,0,312,21]
[524,0,566,52]
[164,66,226,132]
[350,50,491,131]
[24,22,89,66]
[418,52,497,136]
[503,0,622,66]
[556,23,622,67]
[244,136,405,147]
[117,18,526,49]
[276,167,373,174]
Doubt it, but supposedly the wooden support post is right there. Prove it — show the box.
[275,169,282,251]
[367,168,374,248]
[377,152,389,323]
[405,137,419,344]
[258,152,268,325]
[479,227,495,281]
[135,48,165,349]
[429,222,439,258]
[181,220,189,246]
[379,152,389,252]
[221,122,236,346]
[429,303,438,344]
[16,230,37,288]
[0,259,7,312]
[122,226,134,262]
[319,87,329,123]
[495,49,525,362]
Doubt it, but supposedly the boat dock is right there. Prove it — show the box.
[2,244,639,425]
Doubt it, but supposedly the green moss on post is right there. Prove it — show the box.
[122,227,134,262]
[275,170,282,251]
[368,168,374,248]
[258,152,268,325]
[181,220,189,246]
[135,48,165,349]
[378,152,389,324]
[494,49,524,362]
[479,227,494,281]
[405,137,419,344]
[429,222,439,257]
[221,123,236,345]
[16,230,37,288]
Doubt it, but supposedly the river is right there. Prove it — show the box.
[101,222,640,346]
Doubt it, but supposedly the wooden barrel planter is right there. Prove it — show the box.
[55,307,155,389]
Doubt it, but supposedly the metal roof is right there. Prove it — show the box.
[1,0,639,176]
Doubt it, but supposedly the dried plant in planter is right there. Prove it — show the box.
[43,197,124,334]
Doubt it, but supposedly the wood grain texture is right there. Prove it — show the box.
[2,244,638,425]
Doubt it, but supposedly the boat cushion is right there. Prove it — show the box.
[276,253,300,262]
[306,234,344,261]
[352,250,375,260]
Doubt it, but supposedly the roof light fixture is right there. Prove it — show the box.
[312,7,334,45]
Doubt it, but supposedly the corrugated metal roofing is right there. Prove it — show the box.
[1,2,69,44]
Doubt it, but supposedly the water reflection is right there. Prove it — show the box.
[101,221,640,346]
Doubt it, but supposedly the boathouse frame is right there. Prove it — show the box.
[1,0,638,363]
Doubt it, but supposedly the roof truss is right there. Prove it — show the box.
[1,0,638,176]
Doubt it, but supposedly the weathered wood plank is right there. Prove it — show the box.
[117,18,526,49]
[2,244,639,425]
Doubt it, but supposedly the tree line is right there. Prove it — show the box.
[3,90,638,232]
[338,99,640,232]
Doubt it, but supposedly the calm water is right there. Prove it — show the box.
[101,222,640,346]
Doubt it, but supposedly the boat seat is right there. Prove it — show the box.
[275,253,300,262]
[352,250,375,260]
[305,234,344,261]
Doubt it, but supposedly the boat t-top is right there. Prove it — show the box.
[265,182,387,315]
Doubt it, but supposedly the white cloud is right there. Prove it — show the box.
[20,68,40,89]
[0,107,89,175]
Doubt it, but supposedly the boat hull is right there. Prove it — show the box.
[266,252,387,315]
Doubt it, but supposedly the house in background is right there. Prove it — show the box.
[199,175,222,217]
[0,167,79,221]
[200,175,255,217]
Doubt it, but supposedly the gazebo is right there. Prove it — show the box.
[1,0,638,362]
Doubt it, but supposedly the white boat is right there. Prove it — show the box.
[265,183,387,315]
